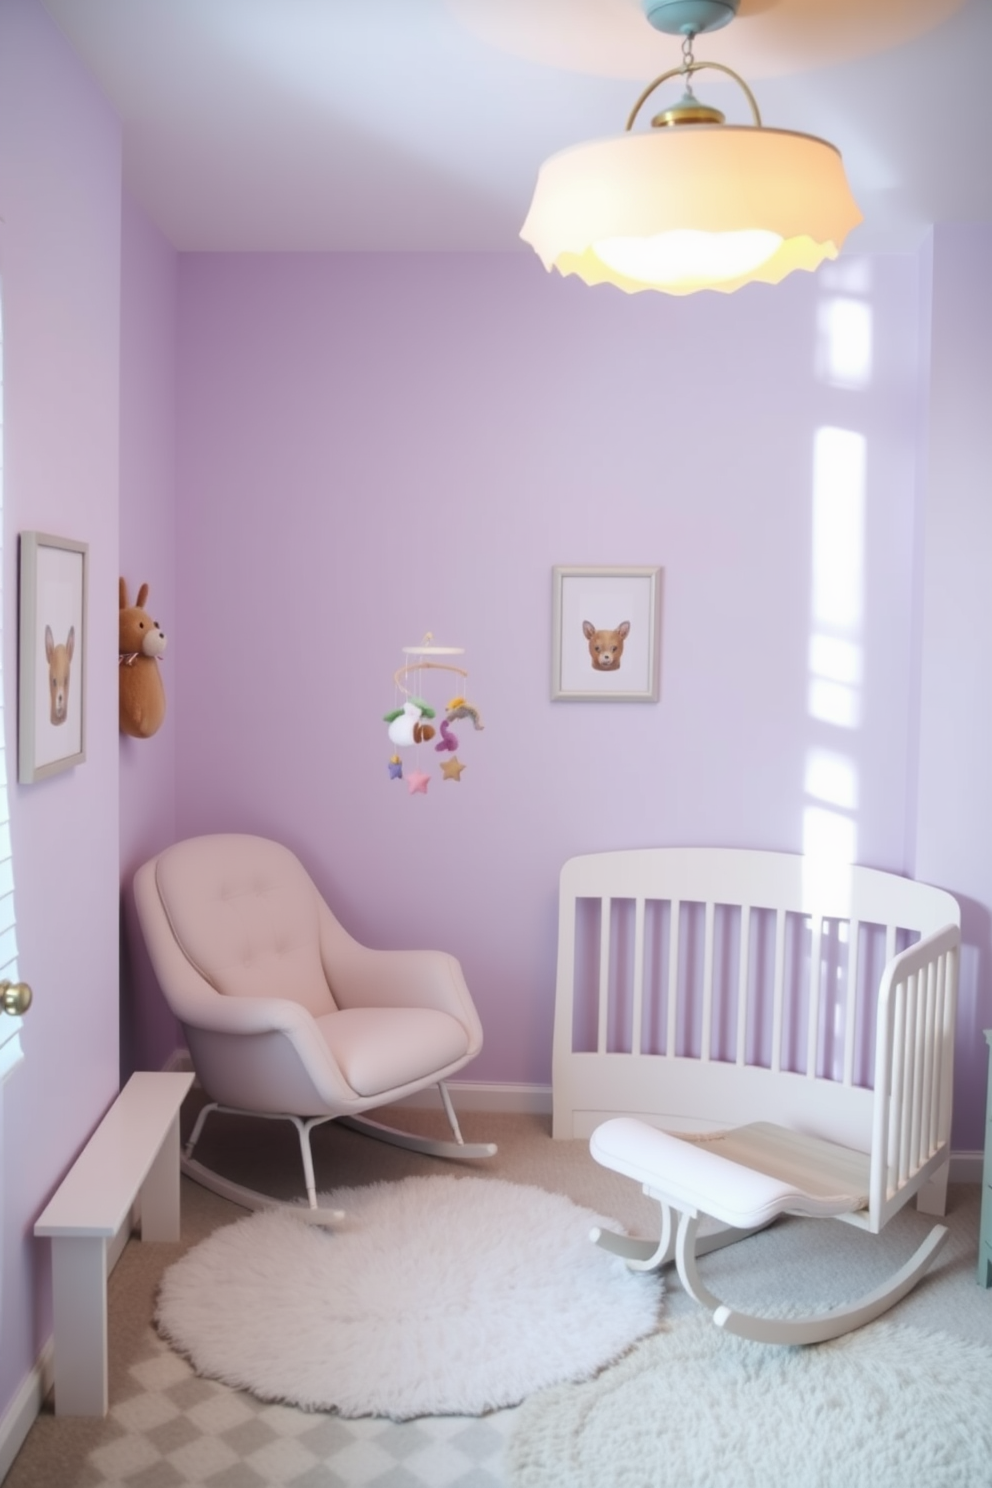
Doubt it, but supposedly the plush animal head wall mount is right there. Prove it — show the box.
[119,578,167,738]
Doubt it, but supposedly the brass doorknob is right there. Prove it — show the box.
[0,980,32,1016]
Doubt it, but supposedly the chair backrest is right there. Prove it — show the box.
[152,834,336,1017]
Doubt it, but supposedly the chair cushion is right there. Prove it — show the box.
[155,836,335,1017]
[316,1007,470,1097]
[590,1117,864,1230]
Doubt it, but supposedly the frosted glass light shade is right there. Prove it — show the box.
[520,126,863,295]
[595,228,783,285]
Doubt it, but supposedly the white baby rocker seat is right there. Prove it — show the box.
[589,917,960,1345]
[134,833,495,1223]
[551,846,962,1346]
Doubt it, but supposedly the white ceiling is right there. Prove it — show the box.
[40,0,992,255]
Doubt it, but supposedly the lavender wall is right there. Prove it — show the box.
[0,0,121,1429]
[914,222,992,1146]
[0,2,985,1458]
[119,191,180,1079]
[175,251,927,1093]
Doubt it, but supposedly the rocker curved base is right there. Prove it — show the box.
[674,1209,949,1346]
[182,1082,496,1220]
[181,1155,345,1226]
[591,1210,766,1272]
[337,1113,498,1161]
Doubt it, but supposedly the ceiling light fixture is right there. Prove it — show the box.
[519,0,862,296]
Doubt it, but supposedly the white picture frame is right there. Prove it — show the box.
[551,565,662,702]
[18,531,88,783]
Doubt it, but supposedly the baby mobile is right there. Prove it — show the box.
[383,634,484,796]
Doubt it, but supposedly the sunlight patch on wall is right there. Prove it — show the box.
[801,270,873,1028]
[807,635,862,729]
[808,427,866,731]
[816,298,873,390]
[805,748,858,812]
[804,425,866,893]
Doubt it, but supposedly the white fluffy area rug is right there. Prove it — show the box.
[155,1174,661,1420]
[506,1312,992,1488]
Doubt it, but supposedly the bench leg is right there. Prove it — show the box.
[140,1112,181,1242]
[51,1235,108,1416]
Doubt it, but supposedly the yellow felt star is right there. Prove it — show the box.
[441,756,466,782]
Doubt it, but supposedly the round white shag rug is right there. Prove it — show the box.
[506,1312,992,1488]
[155,1174,661,1419]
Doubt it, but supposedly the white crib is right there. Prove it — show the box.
[553,847,961,1224]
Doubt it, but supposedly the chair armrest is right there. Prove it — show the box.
[317,902,483,1053]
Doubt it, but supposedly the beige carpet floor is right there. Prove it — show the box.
[6,1093,991,1487]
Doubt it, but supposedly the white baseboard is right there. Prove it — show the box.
[390,1081,553,1115]
[0,1340,53,1485]
[950,1150,983,1185]
[162,1054,985,1163]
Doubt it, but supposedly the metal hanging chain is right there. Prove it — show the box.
[684,30,699,90]
[625,53,763,131]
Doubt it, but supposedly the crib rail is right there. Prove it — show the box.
[553,849,961,1160]
[870,924,959,1230]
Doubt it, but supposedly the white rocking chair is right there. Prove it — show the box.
[134,833,496,1225]
[590,923,960,1345]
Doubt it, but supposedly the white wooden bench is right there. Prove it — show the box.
[34,1070,193,1416]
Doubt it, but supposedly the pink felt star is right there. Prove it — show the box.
[406,770,430,795]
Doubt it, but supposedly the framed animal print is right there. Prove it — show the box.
[18,531,88,783]
[551,565,662,702]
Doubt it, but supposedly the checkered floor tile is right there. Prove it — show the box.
[75,1330,516,1487]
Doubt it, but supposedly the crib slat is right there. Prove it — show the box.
[918,957,937,1156]
[924,961,939,1158]
[597,897,611,1055]
[631,897,646,1057]
[910,972,926,1170]
[930,954,948,1153]
[887,987,907,1196]
[910,966,931,1166]
[806,914,823,1079]
[736,905,751,1067]
[898,973,917,1185]
[939,952,954,1147]
[700,901,715,1064]
[943,950,958,1138]
[666,900,680,1058]
[908,971,923,1177]
[843,919,860,1087]
[771,910,786,1075]
[887,921,901,1173]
